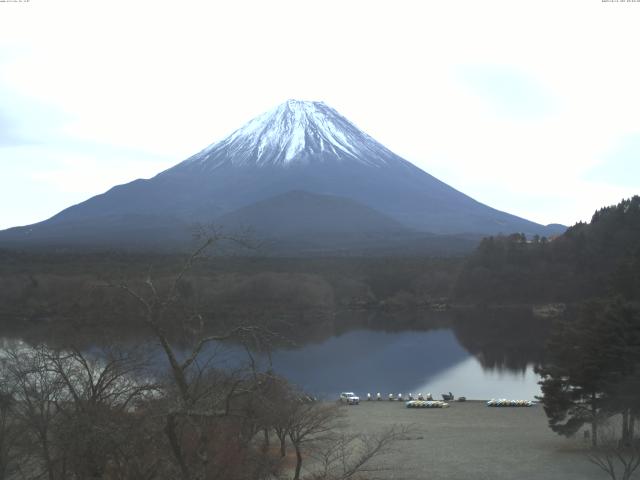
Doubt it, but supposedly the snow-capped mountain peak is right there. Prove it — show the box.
[0,99,563,250]
[184,99,404,169]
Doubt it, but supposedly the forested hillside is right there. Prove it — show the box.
[454,196,640,304]
[0,252,462,342]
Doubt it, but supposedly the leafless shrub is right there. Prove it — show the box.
[587,424,640,480]
[309,425,410,480]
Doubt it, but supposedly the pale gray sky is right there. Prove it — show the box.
[0,0,639,229]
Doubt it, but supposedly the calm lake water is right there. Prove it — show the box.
[200,326,542,401]
[274,329,540,400]
[1,308,549,401]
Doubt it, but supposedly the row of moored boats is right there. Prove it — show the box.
[366,393,440,401]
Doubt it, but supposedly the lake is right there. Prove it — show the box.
[193,321,545,401]
[1,307,550,401]
[265,328,539,400]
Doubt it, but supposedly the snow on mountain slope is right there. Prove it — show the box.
[184,99,410,169]
[0,99,565,252]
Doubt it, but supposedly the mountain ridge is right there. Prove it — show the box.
[0,99,565,253]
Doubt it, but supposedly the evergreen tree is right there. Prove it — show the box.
[598,301,640,445]
[537,299,640,446]
[456,196,640,304]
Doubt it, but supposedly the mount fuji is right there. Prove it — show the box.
[0,99,564,253]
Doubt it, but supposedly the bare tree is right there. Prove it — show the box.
[45,346,159,479]
[587,424,640,480]
[0,383,22,480]
[1,343,162,480]
[287,402,343,480]
[3,346,67,480]
[252,372,299,459]
[107,232,280,480]
[309,425,410,480]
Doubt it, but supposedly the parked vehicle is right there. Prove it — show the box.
[339,392,360,405]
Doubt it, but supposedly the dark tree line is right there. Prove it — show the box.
[455,196,640,304]
[0,249,463,344]
[518,198,640,478]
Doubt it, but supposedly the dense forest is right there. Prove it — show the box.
[0,251,463,345]
[454,196,640,304]
[2,196,639,343]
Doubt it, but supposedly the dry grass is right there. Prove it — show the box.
[339,400,604,480]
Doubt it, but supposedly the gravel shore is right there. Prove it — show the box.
[340,400,604,480]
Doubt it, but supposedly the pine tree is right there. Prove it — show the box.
[537,299,640,446]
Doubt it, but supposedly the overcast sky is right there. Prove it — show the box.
[0,0,639,230]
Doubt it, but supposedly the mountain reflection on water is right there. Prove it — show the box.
[177,307,551,400]
[1,307,551,400]
[265,328,542,400]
